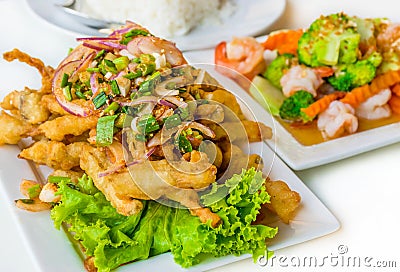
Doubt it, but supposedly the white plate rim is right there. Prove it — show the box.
[24,0,286,51]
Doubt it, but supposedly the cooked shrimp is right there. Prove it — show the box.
[355,88,392,120]
[317,101,358,139]
[376,23,400,54]
[127,36,187,67]
[280,65,323,97]
[39,183,61,203]
[214,37,266,82]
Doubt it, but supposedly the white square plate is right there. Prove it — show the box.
[0,67,340,271]
[185,49,400,170]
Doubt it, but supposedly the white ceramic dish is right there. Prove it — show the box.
[0,65,339,271]
[25,0,286,51]
[185,49,400,171]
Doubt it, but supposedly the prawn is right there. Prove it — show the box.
[355,89,392,120]
[317,100,358,139]
[214,37,266,84]
[280,65,324,97]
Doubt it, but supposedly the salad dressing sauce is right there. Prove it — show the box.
[278,113,400,146]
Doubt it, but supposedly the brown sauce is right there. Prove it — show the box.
[277,113,400,146]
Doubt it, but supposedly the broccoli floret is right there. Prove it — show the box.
[263,53,294,88]
[279,90,315,122]
[298,13,361,67]
[327,57,379,92]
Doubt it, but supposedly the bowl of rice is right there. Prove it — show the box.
[77,0,237,38]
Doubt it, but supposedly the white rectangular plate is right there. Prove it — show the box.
[185,49,400,170]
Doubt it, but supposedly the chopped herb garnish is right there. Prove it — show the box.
[94,49,106,60]
[137,63,155,76]
[110,80,121,95]
[96,115,118,146]
[104,101,120,114]
[75,90,86,100]
[113,56,130,71]
[28,184,41,199]
[138,71,161,95]
[63,85,72,101]
[124,70,142,80]
[114,113,127,128]
[92,91,107,109]
[175,134,193,153]
[48,176,71,183]
[137,114,160,134]
[104,59,118,74]
[120,29,150,45]
[86,67,100,73]
[164,114,182,129]
[60,73,69,88]
[177,106,190,120]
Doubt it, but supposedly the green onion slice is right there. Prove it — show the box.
[96,115,118,147]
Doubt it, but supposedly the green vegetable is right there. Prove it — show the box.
[60,73,69,88]
[137,114,159,135]
[163,114,181,129]
[110,80,120,95]
[124,70,142,80]
[50,169,276,272]
[28,184,41,199]
[298,13,360,67]
[112,56,129,71]
[103,102,120,114]
[250,75,286,116]
[327,58,378,91]
[92,91,107,109]
[63,85,72,102]
[120,29,150,45]
[96,115,118,147]
[48,176,71,184]
[175,133,193,153]
[279,90,315,122]
[263,53,294,88]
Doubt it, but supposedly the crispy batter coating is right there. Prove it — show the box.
[41,94,70,116]
[3,49,54,94]
[264,179,301,224]
[0,111,34,145]
[0,90,20,111]
[38,115,98,141]
[202,89,245,120]
[18,140,88,170]
[50,169,84,184]
[19,88,50,124]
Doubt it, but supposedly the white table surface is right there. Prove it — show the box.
[1,0,400,271]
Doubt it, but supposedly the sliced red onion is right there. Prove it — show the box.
[145,147,156,158]
[109,71,125,81]
[77,37,119,42]
[126,160,141,167]
[90,72,100,96]
[98,163,125,178]
[98,41,127,50]
[163,96,188,108]
[69,52,95,83]
[158,99,176,108]
[82,41,112,51]
[187,122,216,138]
[52,60,93,117]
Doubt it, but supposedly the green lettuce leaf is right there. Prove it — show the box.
[50,168,277,271]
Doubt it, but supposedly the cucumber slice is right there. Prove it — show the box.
[249,75,285,116]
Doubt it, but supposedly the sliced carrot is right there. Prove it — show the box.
[262,29,303,55]
[388,93,400,114]
[341,69,400,108]
[391,83,400,96]
[301,92,346,118]
[313,66,335,78]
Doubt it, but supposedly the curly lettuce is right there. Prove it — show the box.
[50,169,277,272]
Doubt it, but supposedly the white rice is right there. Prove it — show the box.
[79,0,236,38]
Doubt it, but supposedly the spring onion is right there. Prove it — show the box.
[110,80,121,95]
[124,70,142,80]
[114,113,127,128]
[63,85,73,101]
[92,91,107,109]
[60,73,69,88]
[104,101,120,114]
[120,29,150,45]
[86,67,100,73]
[96,115,118,147]
[137,114,159,134]
[94,49,106,60]
[113,56,130,71]
[164,114,182,129]
[137,63,155,76]
[175,134,192,153]
[75,90,86,100]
